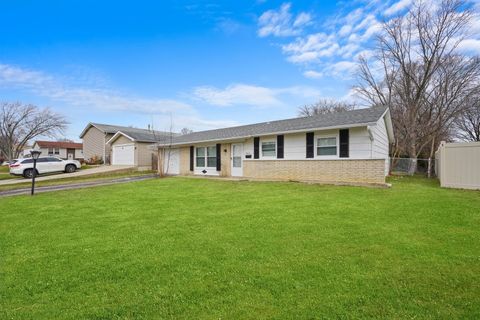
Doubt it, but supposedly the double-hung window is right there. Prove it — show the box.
[48,148,54,155]
[196,146,217,168]
[196,147,205,167]
[317,137,337,156]
[261,141,276,157]
[54,148,60,155]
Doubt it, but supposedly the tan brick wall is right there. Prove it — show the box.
[243,159,385,184]
[176,144,231,176]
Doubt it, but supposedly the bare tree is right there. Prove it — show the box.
[180,127,193,135]
[455,95,480,141]
[0,102,68,160]
[354,0,475,174]
[298,99,356,117]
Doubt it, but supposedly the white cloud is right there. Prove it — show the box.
[0,63,242,132]
[384,0,413,16]
[458,38,480,53]
[0,63,192,114]
[327,61,358,77]
[193,84,281,107]
[193,83,321,107]
[257,1,402,77]
[257,3,311,37]
[303,70,323,79]
[282,33,340,63]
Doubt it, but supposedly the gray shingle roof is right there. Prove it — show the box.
[163,106,388,146]
[85,123,175,143]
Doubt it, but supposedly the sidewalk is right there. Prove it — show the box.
[0,165,134,186]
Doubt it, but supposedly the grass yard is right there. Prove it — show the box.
[1,177,479,319]
[0,166,15,180]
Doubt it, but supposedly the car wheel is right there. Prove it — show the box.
[65,164,77,173]
[23,169,35,179]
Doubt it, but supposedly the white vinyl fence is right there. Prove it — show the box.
[435,141,480,190]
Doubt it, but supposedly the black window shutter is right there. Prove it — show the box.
[189,146,194,171]
[277,135,284,159]
[254,137,260,159]
[216,143,221,171]
[306,132,314,158]
[339,129,349,158]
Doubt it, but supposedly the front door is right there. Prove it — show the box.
[67,149,75,160]
[231,143,243,177]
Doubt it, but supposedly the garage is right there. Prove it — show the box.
[163,148,180,175]
[112,144,135,165]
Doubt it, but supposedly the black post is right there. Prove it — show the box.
[31,159,37,196]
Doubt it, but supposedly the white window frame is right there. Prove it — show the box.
[54,148,60,155]
[195,146,217,169]
[316,133,339,158]
[261,140,276,158]
[48,147,54,155]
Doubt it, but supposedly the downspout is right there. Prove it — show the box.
[367,126,374,158]
[104,132,107,165]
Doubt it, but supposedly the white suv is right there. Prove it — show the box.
[9,157,81,178]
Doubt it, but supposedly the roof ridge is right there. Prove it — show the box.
[179,105,387,138]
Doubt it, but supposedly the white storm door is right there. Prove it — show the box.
[112,144,135,165]
[231,143,243,177]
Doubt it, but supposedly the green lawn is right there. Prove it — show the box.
[0,166,9,173]
[0,174,15,181]
[1,177,479,319]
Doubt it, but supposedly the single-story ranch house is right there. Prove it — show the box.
[155,106,394,185]
[32,141,84,160]
[79,123,173,168]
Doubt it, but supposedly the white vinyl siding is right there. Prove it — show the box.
[244,128,375,160]
[371,117,390,175]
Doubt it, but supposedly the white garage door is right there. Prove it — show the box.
[112,144,135,165]
[163,148,180,175]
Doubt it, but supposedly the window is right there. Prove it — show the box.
[195,146,217,168]
[207,146,216,167]
[196,147,205,167]
[261,141,276,157]
[48,148,53,155]
[47,157,61,162]
[54,148,60,155]
[317,137,337,156]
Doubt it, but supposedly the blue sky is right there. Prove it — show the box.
[1,0,479,140]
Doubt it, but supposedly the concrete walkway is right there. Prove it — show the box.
[0,165,134,186]
[0,174,156,197]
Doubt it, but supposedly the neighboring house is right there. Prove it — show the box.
[32,141,84,160]
[154,106,394,185]
[79,123,174,168]
[20,145,33,158]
